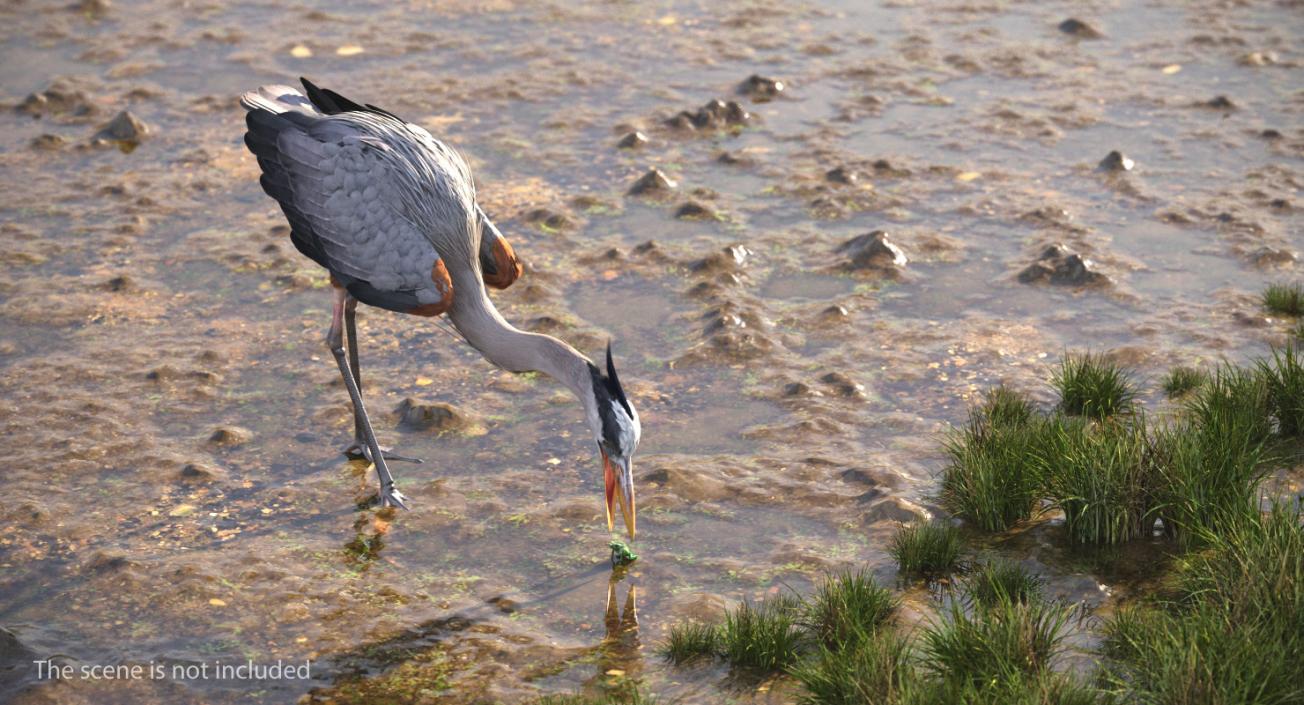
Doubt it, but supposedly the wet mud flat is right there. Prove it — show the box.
[0,0,1300,703]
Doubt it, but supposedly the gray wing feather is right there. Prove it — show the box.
[274,123,441,299]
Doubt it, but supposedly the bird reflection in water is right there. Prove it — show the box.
[589,567,641,694]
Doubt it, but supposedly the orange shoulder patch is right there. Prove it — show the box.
[407,259,454,317]
[483,236,523,290]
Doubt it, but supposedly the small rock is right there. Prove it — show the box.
[208,426,252,446]
[669,99,751,131]
[716,150,750,166]
[84,551,131,573]
[1017,244,1109,287]
[16,82,97,118]
[1239,51,1278,67]
[825,166,859,185]
[1097,150,1134,172]
[861,497,931,525]
[525,208,573,231]
[394,398,467,433]
[739,74,784,99]
[664,112,698,131]
[73,0,111,14]
[627,167,676,196]
[179,463,224,483]
[146,365,182,381]
[836,231,908,271]
[783,381,823,398]
[1249,246,1296,267]
[31,133,67,150]
[820,371,866,398]
[100,274,136,292]
[872,159,909,177]
[1260,129,1283,140]
[675,201,717,220]
[841,468,878,484]
[1233,311,1270,328]
[617,131,648,149]
[1201,95,1236,110]
[820,304,850,322]
[1058,18,1103,39]
[95,110,150,143]
[704,310,748,335]
[632,240,661,257]
[692,244,751,273]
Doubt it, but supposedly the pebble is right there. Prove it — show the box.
[1097,150,1134,172]
[675,201,717,220]
[738,74,784,100]
[208,426,252,446]
[1017,244,1110,287]
[627,167,676,196]
[95,110,150,142]
[836,231,908,271]
[617,131,648,149]
[1058,18,1103,39]
[394,398,466,432]
[825,166,859,185]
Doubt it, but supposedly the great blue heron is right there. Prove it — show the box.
[240,78,639,537]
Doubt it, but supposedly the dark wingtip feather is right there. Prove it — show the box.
[300,76,340,114]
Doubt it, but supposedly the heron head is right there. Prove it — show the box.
[587,342,640,539]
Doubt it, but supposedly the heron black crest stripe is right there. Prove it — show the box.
[605,343,634,419]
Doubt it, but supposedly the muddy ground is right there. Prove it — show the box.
[0,0,1300,702]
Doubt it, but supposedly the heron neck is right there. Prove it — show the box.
[446,268,593,401]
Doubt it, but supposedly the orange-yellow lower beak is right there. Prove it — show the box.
[603,452,636,539]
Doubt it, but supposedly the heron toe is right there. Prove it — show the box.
[380,486,411,510]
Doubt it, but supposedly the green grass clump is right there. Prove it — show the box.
[1257,344,1304,437]
[1184,362,1273,446]
[941,412,1057,532]
[1154,422,1266,542]
[964,559,1045,608]
[1161,365,1206,398]
[1053,353,1138,420]
[791,631,915,705]
[1179,503,1304,634]
[719,595,805,673]
[1154,365,1272,541]
[981,385,1036,427]
[909,672,1107,705]
[891,520,962,579]
[803,569,897,649]
[1043,418,1160,545]
[921,597,1075,694]
[1103,603,1301,705]
[1261,281,1304,316]
[1101,504,1304,704]
[660,621,718,665]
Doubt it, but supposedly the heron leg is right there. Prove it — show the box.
[328,289,410,510]
[341,298,422,464]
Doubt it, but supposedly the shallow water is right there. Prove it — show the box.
[0,0,1301,702]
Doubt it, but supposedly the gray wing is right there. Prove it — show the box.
[244,109,447,307]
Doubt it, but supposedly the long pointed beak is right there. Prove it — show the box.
[603,452,636,539]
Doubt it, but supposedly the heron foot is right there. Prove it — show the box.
[344,442,423,464]
[380,483,411,511]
